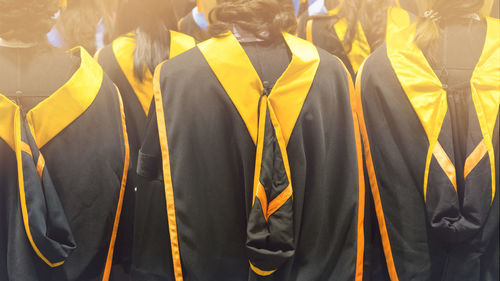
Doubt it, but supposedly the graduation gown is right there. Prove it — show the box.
[0,47,130,281]
[138,31,365,280]
[297,6,413,77]
[356,17,499,281]
[96,30,195,279]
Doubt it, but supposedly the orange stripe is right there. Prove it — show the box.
[343,62,366,281]
[464,140,488,179]
[355,63,400,281]
[266,185,292,220]
[17,111,65,267]
[177,17,184,32]
[256,183,268,220]
[252,97,268,205]
[21,141,32,157]
[266,101,295,220]
[101,86,129,281]
[153,61,184,281]
[36,154,45,179]
[306,19,314,43]
[249,261,277,276]
[432,142,457,192]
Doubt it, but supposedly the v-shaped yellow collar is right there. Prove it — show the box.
[112,30,196,115]
[387,17,500,201]
[198,32,320,145]
[25,47,103,148]
[1,47,103,149]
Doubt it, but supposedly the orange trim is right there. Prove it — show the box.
[16,110,65,267]
[464,140,488,179]
[256,182,268,220]
[306,18,314,42]
[101,86,129,281]
[267,185,292,219]
[21,141,32,157]
[341,60,366,281]
[177,17,185,32]
[252,96,268,204]
[266,101,294,219]
[249,261,277,276]
[432,142,457,192]
[153,61,184,281]
[94,48,103,61]
[355,63,400,281]
[36,154,45,179]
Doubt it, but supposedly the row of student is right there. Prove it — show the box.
[0,0,498,281]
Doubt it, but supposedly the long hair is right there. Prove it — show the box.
[56,0,111,54]
[115,0,178,81]
[209,0,297,40]
[414,0,485,64]
[326,0,391,56]
[0,0,59,43]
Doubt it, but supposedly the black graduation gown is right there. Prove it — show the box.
[0,46,130,281]
[356,17,499,281]
[96,30,195,280]
[178,11,210,42]
[138,31,365,280]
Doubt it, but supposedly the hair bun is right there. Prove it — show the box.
[0,0,59,42]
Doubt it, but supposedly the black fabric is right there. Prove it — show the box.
[0,47,127,281]
[178,12,210,42]
[0,45,79,111]
[98,40,141,276]
[297,14,355,76]
[20,117,76,264]
[139,36,361,280]
[359,19,499,281]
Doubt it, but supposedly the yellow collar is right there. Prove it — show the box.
[0,47,103,149]
[387,17,500,201]
[112,30,195,115]
[198,32,320,145]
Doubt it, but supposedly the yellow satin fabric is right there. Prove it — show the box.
[112,30,195,115]
[387,17,500,201]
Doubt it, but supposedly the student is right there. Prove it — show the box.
[356,0,499,280]
[297,0,411,77]
[138,0,365,280]
[96,0,195,279]
[49,0,113,53]
[0,0,130,280]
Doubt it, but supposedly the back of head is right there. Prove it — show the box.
[208,0,297,40]
[128,0,178,81]
[115,0,178,37]
[414,0,486,63]
[325,0,391,55]
[57,0,109,53]
[0,0,59,43]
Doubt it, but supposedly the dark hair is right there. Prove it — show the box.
[0,0,59,43]
[208,0,297,40]
[326,0,391,56]
[360,0,392,50]
[415,0,485,64]
[125,0,178,81]
[57,0,111,54]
